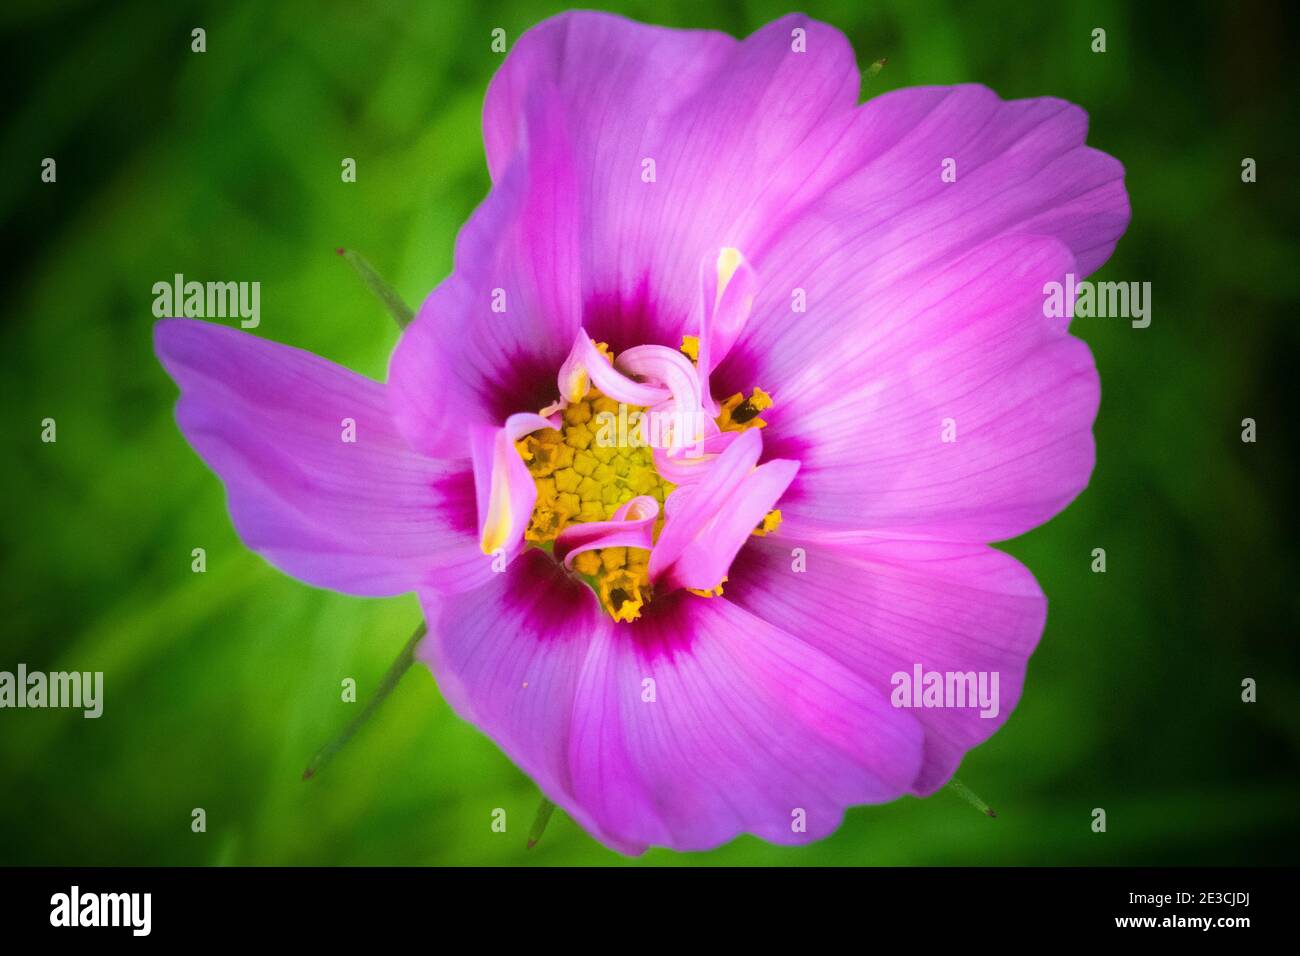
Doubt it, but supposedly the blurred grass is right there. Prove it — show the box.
[1,0,1297,865]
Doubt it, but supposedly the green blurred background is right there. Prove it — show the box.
[2,0,1297,865]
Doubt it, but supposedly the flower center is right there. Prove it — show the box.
[472,249,798,624]
[515,384,673,622]
[514,338,778,622]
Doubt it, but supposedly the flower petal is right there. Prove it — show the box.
[763,235,1101,543]
[728,83,1133,314]
[726,534,1046,793]
[556,330,666,407]
[485,11,861,348]
[416,552,645,856]
[471,412,555,557]
[647,428,799,591]
[388,87,582,460]
[155,319,490,596]
[722,84,1129,394]
[648,428,761,581]
[665,458,799,593]
[615,343,707,423]
[693,247,758,413]
[565,594,924,851]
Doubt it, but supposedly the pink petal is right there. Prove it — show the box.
[648,429,799,591]
[650,428,740,486]
[420,552,926,854]
[484,11,860,348]
[666,458,799,593]
[726,534,1046,793]
[470,412,555,558]
[763,235,1101,543]
[555,329,666,407]
[736,84,1129,303]
[566,594,924,851]
[693,248,758,413]
[155,319,490,597]
[615,344,707,423]
[416,552,645,856]
[388,87,582,460]
[722,84,1128,395]
[648,428,762,581]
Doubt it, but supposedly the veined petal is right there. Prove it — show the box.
[764,235,1100,543]
[726,534,1046,793]
[565,595,924,851]
[389,86,582,460]
[721,84,1129,398]
[155,319,490,596]
[416,552,646,856]
[485,12,860,349]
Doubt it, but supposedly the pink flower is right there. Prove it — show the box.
[156,12,1129,854]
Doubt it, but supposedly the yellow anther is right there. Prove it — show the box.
[599,559,650,623]
[752,509,782,537]
[515,428,566,477]
[686,577,727,599]
[718,387,773,432]
[680,335,700,362]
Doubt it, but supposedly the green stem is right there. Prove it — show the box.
[948,776,997,818]
[337,247,414,328]
[526,797,557,849]
[303,622,427,780]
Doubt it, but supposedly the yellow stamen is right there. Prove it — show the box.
[752,509,782,537]
[717,387,773,432]
[686,577,726,598]
[680,334,700,362]
[598,558,651,623]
